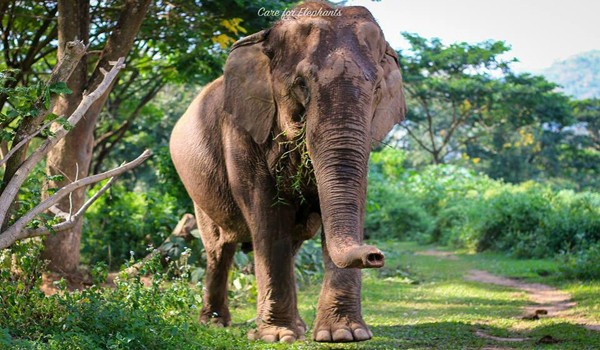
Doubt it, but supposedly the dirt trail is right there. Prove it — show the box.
[466,269,599,332]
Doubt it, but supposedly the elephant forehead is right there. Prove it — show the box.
[313,46,379,86]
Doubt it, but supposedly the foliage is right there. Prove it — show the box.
[366,148,600,274]
[0,239,252,349]
[367,148,434,242]
[82,183,187,269]
[394,33,600,191]
[560,242,600,280]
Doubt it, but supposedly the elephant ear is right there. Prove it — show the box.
[371,43,406,147]
[223,30,275,144]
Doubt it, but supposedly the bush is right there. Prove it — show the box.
[560,242,600,280]
[366,148,600,269]
[366,149,435,242]
[82,183,185,269]
[0,239,255,349]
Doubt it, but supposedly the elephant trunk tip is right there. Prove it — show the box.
[365,250,385,268]
[329,244,385,269]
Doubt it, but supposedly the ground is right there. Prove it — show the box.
[37,241,600,349]
[230,241,600,349]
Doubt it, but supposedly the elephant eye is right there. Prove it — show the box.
[292,77,310,106]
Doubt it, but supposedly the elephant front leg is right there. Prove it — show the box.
[313,233,372,342]
[247,233,306,343]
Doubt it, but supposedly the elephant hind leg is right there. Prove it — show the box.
[194,205,237,327]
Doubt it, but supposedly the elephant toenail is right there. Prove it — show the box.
[262,334,277,343]
[280,335,296,343]
[332,329,354,342]
[354,328,370,340]
[315,330,332,342]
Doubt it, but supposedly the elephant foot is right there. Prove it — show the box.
[312,314,373,342]
[199,307,231,327]
[248,322,306,343]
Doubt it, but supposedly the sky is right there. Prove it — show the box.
[346,0,600,72]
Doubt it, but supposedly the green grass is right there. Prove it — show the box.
[4,241,599,349]
[225,241,600,349]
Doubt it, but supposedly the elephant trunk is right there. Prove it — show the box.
[308,98,384,269]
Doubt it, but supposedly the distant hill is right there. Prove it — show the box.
[540,50,600,100]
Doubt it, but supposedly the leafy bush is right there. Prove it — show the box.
[559,242,600,280]
[82,183,185,269]
[366,148,600,272]
[0,239,257,349]
[366,148,435,242]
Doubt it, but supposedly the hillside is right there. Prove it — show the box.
[541,50,600,99]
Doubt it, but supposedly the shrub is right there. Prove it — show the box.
[559,242,600,280]
[0,240,255,349]
[366,149,435,242]
[366,148,600,268]
[82,183,185,269]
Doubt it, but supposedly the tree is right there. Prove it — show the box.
[41,0,152,273]
[555,99,600,190]
[1,0,297,273]
[398,33,573,183]
[0,42,151,250]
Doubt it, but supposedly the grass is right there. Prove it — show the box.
[4,241,599,349]
[226,241,600,349]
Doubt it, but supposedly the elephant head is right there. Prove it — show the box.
[223,3,406,269]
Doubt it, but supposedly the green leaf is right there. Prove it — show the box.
[44,87,51,109]
[55,117,73,131]
[48,82,72,95]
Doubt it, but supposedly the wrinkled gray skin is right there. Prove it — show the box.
[170,2,405,343]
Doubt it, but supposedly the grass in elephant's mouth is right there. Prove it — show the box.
[223,241,600,349]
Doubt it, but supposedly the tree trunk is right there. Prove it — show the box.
[41,0,90,273]
[43,0,152,273]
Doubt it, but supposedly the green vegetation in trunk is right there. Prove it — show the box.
[273,120,315,206]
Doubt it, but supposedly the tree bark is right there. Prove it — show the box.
[43,0,151,273]
[41,0,90,273]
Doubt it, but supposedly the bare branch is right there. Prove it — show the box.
[23,177,118,239]
[401,122,434,154]
[0,150,151,248]
[0,57,126,228]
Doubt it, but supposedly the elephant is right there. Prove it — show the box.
[169,1,405,343]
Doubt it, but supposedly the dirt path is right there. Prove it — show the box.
[466,269,600,332]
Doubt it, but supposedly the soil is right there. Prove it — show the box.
[466,269,600,332]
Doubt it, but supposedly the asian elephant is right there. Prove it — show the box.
[169,1,405,343]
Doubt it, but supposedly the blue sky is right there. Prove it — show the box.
[346,0,600,72]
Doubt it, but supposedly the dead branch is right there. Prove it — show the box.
[0,57,126,227]
[22,177,118,239]
[0,150,151,249]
